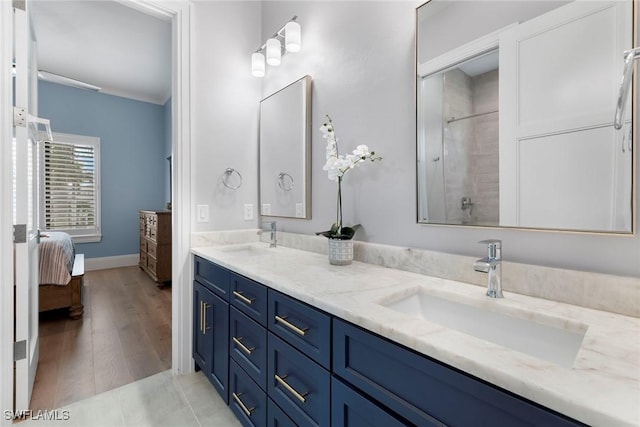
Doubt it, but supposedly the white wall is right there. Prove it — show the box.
[192,1,262,232]
[255,1,640,278]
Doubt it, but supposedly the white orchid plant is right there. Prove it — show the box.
[316,115,382,240]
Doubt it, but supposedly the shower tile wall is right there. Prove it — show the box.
[470,69,499,224]
[443,68,499,224]
[443,69,473,223]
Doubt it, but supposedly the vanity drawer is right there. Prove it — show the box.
[267,398,296,427]
[267,333,330,427]
[231,272,268,326]
[332,376,410,427]
[230,359,267,427]
[194,256,230,300]
[268,290,331,369]
[333,319,584,427]
[230,307,267,391]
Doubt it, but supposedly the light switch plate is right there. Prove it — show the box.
[295,203,304,218]
[196,204,209,223]
[262,203,271,215]
[244,204,254,220]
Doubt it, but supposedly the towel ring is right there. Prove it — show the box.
[222,168,242,190]
[277,172,294,191]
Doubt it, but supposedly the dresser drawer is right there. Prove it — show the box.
[268,290,331,369]
[140,251,147,267]
[147,257,157,274]
[231,273,268,326]
[194,256,230,300]
[267,333,330,427]
[267,398,296,427]
[147,242,157,258]
[230,307,267,391]
[230,359,267,427]
[140,237,147,253]
[149,227,157,241]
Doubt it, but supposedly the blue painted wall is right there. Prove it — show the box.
[38,81,168,259]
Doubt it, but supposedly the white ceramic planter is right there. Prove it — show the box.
[328,238,353,265]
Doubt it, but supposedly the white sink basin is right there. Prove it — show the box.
[382,290,586,368]
[216,244,274,256]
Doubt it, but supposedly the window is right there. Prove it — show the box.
[41,132,101,243]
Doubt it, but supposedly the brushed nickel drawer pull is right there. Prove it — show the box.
[232,392,255,417]
[233,290,255,305]
[275,315,308,336]
[274,374,308,403]
[200,301,204,333]
[232,336,255,355]
[203,303,210,333]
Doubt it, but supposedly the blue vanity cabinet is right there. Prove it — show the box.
[230,359,267,427]
[193,256,230,404]
[231,272,268,327]
[230,306,268,391]
[331,377,411,427]
[268,290,331,369]
[267,333,330,427]
[333,319,585,427]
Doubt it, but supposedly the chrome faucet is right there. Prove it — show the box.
[473,239,503,298]
[261,221,277,248]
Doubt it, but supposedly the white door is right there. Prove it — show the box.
[13,3,40,412]
[499,0,632,230]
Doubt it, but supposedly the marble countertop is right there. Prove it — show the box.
[191,243,640,427]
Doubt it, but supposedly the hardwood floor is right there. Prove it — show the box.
[30,266,171,411]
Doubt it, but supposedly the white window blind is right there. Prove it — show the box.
[42,133,101,242]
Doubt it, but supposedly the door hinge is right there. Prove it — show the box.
[13,340,26,362]
[13,224,26,244]
[13,107,26,127]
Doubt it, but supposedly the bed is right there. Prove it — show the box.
[38,231,84,319]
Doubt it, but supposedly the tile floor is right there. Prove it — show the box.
[18,370,241,427]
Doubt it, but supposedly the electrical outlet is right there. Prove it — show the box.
[196,205,209,223]
[244,204,254,220]
[262,203,271,215]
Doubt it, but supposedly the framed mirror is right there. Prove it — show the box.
[259,75,312,219]
[416,0,635,233]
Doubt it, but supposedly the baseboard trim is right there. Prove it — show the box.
[84,254,139,271]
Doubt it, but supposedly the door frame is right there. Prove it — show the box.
[0,1,16,424]
[0,1,193,422]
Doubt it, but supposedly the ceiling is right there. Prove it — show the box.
[31,0,171,105]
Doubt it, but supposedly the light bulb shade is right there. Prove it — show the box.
[285,21,301,53]
[266,38,281,66]
[251,52,265,77]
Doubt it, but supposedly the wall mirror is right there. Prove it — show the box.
[416,0,635,233]
[259,75,312,219]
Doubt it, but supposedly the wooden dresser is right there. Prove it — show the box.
[139,210,172,283]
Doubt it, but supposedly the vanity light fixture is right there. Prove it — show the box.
[251,16,301,77]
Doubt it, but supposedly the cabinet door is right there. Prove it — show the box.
[196,281,230,404]
[193,281,211,373]
[332,377,409,427]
